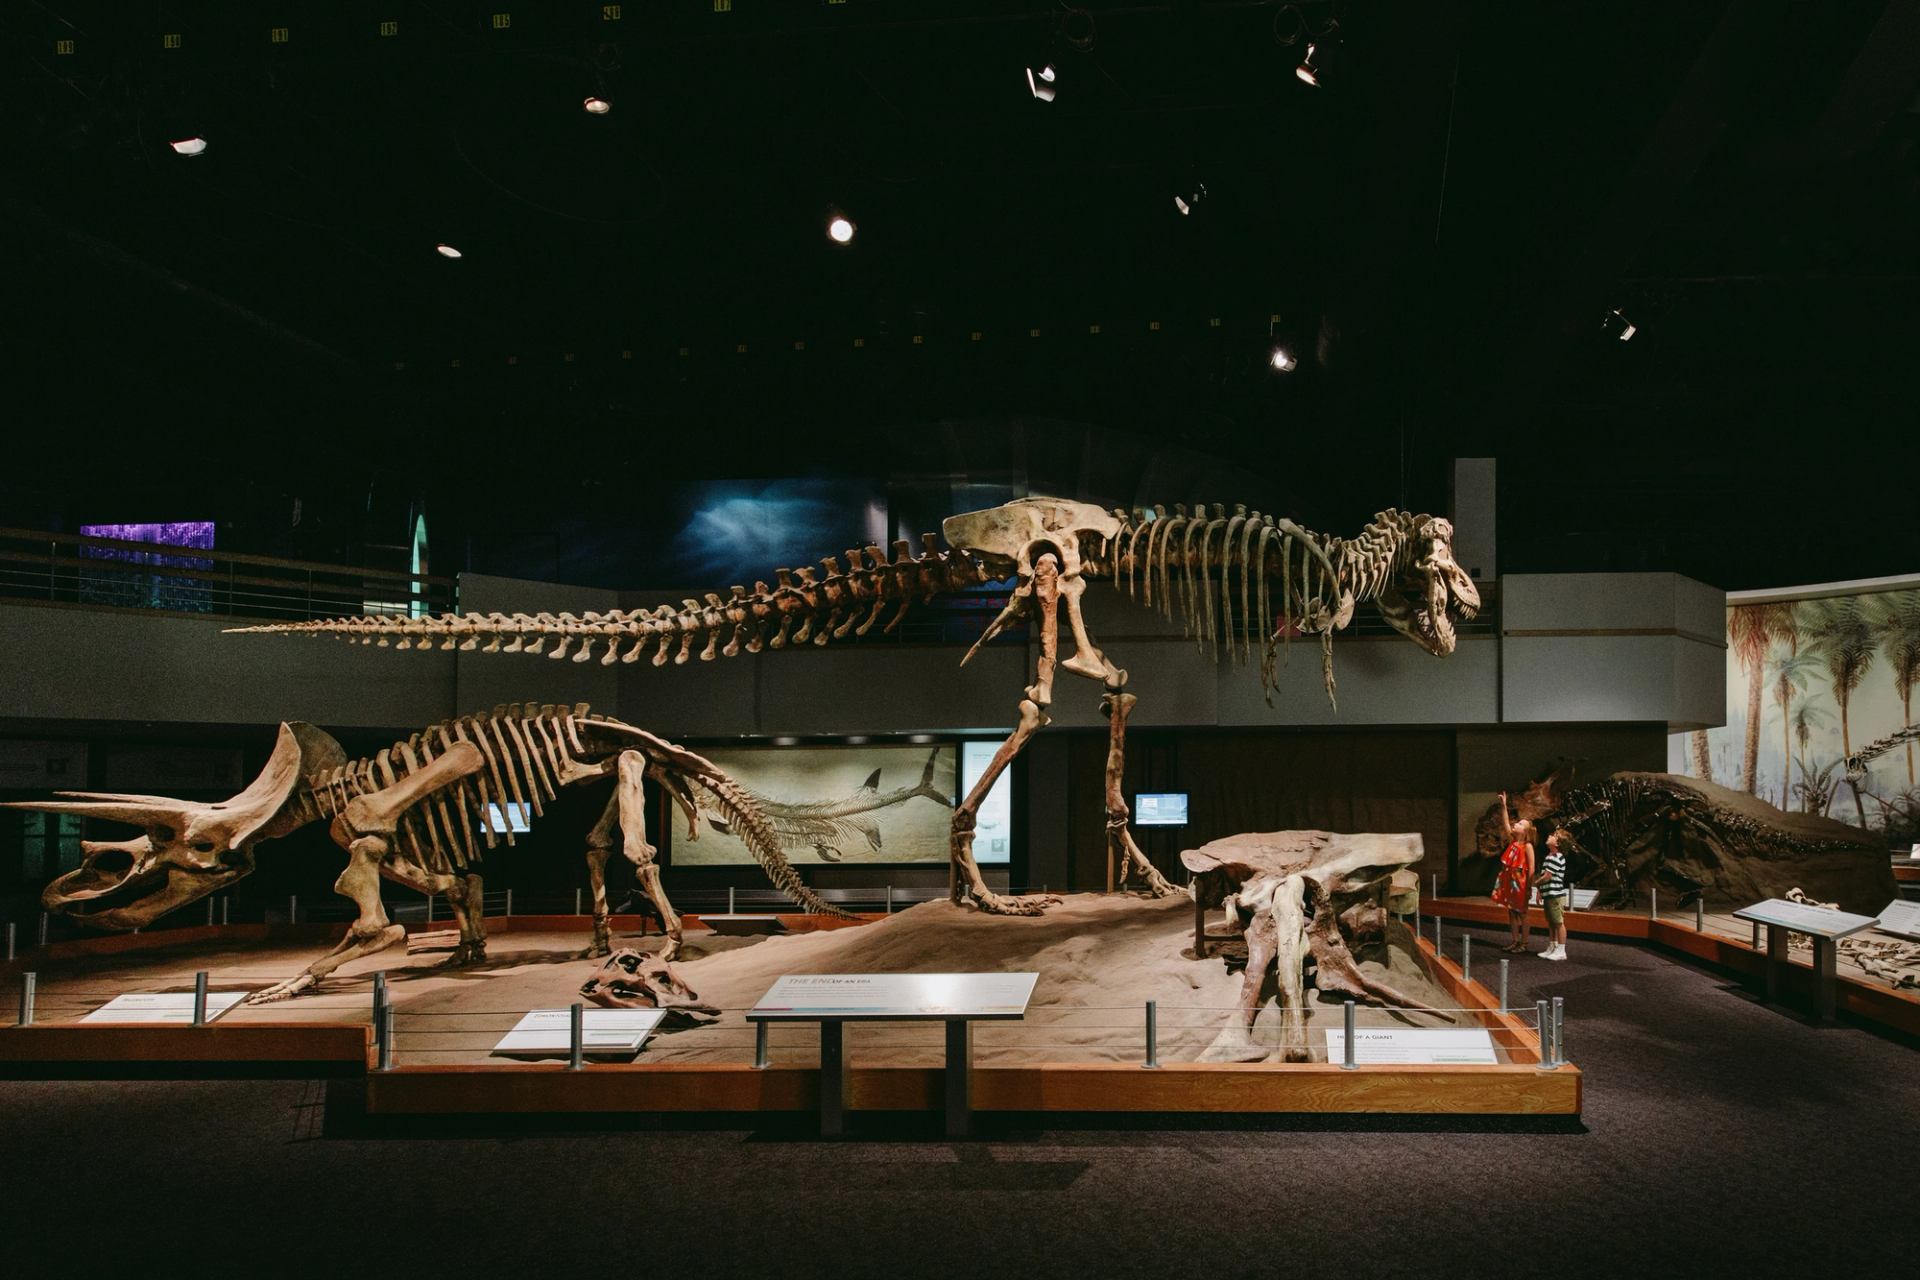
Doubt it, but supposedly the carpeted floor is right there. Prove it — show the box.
[2,927,1911,1278]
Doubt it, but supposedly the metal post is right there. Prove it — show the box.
[569,1002,585,1071]
[18,973,35,1026]
[1649,887,1657,920]
[1433,915,1442,954]
[288,894,297,925]
[728,886,736,916]
[576,888,584,916]
[1462,934,1472,985]
[4,922,12,962]
[206,898,215,928]
[1342,1000,1357,1070]
[1498,958,1510,1013]
[1552,996,1566,1065]
[1695,897,1705,932]
[506,888,513,918]
[885,884,893,915]
[192,971,209,1026]
[38,912,49,947]
[1535,999,1552,1069]
[753,1020,769,1069]
[373,973,391,1071]
[426,894,434,924]
[1144,1000,1159,1069]
[1431,872,1438,902]
[221,897,229,927]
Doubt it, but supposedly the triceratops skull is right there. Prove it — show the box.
[580,948,720,1023]
[1183,829,1440,1063]
[3,721,344,931]
[1375,516,1481,658]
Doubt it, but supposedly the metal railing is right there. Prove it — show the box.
[0,526,455,622]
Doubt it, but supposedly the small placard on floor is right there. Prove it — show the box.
[491,1008,665,1059]
[1323,1027,1498,1065]
[82,992,246,1024]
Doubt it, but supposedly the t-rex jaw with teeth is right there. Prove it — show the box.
[228,497,1481,918]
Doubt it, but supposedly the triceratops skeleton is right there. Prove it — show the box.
[4,704,840,1002]
[232,498,1480,917]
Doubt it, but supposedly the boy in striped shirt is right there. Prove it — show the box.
[1537,829,1571,961]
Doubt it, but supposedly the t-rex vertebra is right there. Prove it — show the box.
[230,498,1481,917]
[3,703,844,1002]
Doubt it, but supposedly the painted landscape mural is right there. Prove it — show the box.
[1668,582,1920,846]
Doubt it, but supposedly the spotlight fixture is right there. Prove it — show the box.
[1174,182,1208,216]
[582,96,611,115]
[1276,10,1342,87]
[435,243,463,259]
[827,214,856,244]
[1602,308,1637,341]
[1269,345,1297,373]
[168,136,208,157]
[1026,63,1058,103]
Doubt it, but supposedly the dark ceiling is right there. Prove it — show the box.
[3,0,1917,590]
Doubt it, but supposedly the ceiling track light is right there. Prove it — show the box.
[1269,344,1297,373]
[827,211,856,244]
[435,243,463,259]
[1026,63,1058,103]
[168,136,207,156]
[1272,6,1342,87]
[582,96,611,115]
[1602,308,1637,341]
[1174,181,1208,216]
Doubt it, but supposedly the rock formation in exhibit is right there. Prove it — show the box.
[1480,770,1897,913]
[2,704,843,1001]
[232,497,1482,917]
[1181,829,1444,1063]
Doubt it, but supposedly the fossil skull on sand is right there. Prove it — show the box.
[1184,830,1442,1063]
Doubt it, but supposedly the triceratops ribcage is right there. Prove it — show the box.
[229,498,1481,918]
[4,703,845,1003]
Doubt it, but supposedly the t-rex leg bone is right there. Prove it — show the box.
[1055,572,1174,898]
[950,554,1064,916]
[579,789,620,958]
[248,833,407,1003]
[614,749,685,960]
[251,741,488,1001]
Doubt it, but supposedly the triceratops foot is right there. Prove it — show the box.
[246,973,317,1004]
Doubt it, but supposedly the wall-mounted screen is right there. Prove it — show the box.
[484,802,532,834]
[1135,793,1189,826]
[676,743,959,866]
[960,740,1013,865]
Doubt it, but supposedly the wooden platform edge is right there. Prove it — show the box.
[362,1060,1581,1116]
[0,1023,372,1065]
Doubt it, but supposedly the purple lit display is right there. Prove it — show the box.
[78,521,216,612]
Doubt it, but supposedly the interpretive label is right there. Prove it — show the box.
[749,972,1039,1020]
[1733,898,1879,939]
[491,1008,664,1058]
[1322,1027,1498,1065]
[1875,899,1920,942]
[82,992,245,1024]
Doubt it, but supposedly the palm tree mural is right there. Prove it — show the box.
[1730,602,1794,795]
[1791,700,1833,810]
[1801,596,1876,823]
[1869,590,1920,786]
[1769,649,1820,808]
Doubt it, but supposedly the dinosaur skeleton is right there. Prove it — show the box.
[1183,830,1443,1063]
[4,704,841,1002]
[231,498,1480,916]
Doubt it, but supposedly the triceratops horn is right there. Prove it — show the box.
[0,797,191,828]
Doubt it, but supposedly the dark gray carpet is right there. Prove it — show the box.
[2,928,1910,1278]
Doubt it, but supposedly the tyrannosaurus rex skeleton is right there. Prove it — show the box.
[230,498,1481,916]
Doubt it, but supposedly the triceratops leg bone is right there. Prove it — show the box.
[1200,907,1281,1064]
[578,788,620,958]
[950,556,1063,918]
[246,833,407,1003]
[1270,875,1313,1062]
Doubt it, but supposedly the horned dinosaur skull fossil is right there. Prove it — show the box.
[1369,516,1480,658]
[580,948,720,1022]
[6,722,345,931]
[1183,829,1442,1063]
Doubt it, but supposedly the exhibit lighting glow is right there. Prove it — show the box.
[1296,44,1321,86]
[169,136,208,156]
[1269,345,1297,372]
[1027,63,1058,102]
[1603,308,1637,341]
[828,215,855,244]
[435,243,463,259]
[583,96,611,115]
[1174,183,1207,216]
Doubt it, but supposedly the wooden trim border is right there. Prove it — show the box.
[0,1023,371,1066]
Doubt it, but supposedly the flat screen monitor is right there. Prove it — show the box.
[1135,793,1188,827]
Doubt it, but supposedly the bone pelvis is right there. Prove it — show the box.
[5,721,345,930]
[1182,830,1430,1063]
[940,497,1123,574]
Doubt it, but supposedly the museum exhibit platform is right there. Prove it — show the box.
[1420,895,1920,1038]
[0,897,1580,1120]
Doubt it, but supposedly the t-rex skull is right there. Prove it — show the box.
[1375,516,1481,657]
[1183,829,1439,1063]
[580,948,720,1022]
[2,722,344,930]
